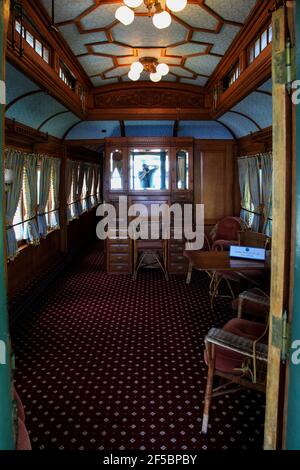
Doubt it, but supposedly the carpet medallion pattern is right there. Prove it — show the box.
[12,249,265,450]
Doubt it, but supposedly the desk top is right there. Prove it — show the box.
[184,250,271,272]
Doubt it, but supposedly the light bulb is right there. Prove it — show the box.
[150,72,162,82]
[124,0,143,8]
[128,69,140,81]
[152,11,171,29]
[131,61,144,74]
[166,0,187,12]
[115,5,135,25]
[156,63,169,76]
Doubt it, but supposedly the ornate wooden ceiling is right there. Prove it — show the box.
[40,0,258,87]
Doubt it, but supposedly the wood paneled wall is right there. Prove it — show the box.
[194,140,240,231]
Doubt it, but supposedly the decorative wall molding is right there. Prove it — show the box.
[94,88,205,109]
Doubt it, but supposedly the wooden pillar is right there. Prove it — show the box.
[0,0,15,450]
[264,5,292,450]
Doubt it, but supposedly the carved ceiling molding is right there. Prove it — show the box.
[94,87,206,108]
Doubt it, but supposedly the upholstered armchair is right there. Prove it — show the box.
[210,217,248,251]
[201,290,270,434]
[14,387,31,450]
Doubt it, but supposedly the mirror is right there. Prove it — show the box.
[176,150,189,190]
[110,149,123,191]
[129,149,169,191]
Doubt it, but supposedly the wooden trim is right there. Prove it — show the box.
[264,6,292,450]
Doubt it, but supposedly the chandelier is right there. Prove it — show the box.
[115,0,187,29]
[128,57,169,82]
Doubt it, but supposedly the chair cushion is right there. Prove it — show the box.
[205,318,266,375]
[17,418,32,450]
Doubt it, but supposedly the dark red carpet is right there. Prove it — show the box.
[12,248,265,450]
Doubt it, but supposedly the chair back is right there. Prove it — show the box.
[210,217,248,243]
[238,230,271,249]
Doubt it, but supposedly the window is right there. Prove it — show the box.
[59,62,76,90]
[248,23,272,65]
[223,62,240,90]
[15,20,50,64]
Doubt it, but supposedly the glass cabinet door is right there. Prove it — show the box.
[176,150,189,190]
[110,149,124,191]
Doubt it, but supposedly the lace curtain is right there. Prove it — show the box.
[5,149,25,261]
[23,154,39,245]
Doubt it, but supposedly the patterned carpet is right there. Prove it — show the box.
[11,248,265,451]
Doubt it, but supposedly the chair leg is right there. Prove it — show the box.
[154,253,169,281]
[202,343,216,434]
[133,253,146,281]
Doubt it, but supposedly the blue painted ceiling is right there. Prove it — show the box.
[5,61,272,141]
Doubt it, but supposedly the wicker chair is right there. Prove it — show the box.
[201,290,270,434]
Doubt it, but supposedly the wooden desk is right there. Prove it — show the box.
[184,250,271,308]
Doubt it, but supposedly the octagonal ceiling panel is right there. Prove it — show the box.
[91,76,119,87]
[77,55,114,76]
[205,0,257,23]
[192,24,242,55]
[105,66,130,78]
[58,24,107,56]
[167,43,207,56]
[92,43,133,56]
[42,0,259,86]
[81,4,118,30]
[169,66,194,78]
[185,55,221,76]
[41,0,94,23]
[173,4,219,30]
[112,16,188,48]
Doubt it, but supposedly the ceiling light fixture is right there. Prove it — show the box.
[115,0,186,29]
[127,57,169,82]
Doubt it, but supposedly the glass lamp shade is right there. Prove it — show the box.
[115,6,135,25]
[128,69,140,81]
[124,0,143,7]
[150,72,162,82]
[152,11,171,29]
[131,61,144,74]
[156,63,169,76]
[166,0,187,12]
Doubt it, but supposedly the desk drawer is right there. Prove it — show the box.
[170,254,188,264]
[169,263,188,274]
[109,253,130,264]
[109,243,130,253]
[109,263,131,274]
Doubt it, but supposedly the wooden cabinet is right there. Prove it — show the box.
[103,137,237,275]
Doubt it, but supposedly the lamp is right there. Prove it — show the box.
[115,0,187,29]
[5,168,14,192]
[115,5,135,25]
[128,57,169,82]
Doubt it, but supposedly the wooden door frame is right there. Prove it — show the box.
[264,4,293,450]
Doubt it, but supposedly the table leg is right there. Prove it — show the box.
[186,261,193,284]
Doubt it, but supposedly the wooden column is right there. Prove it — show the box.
[264,5,292,450]
[0,0,15,450]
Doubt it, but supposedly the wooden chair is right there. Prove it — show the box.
[210,217,249,251]
[132,218,168,281]
[238,230,271,249]
[201,290,270,434]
